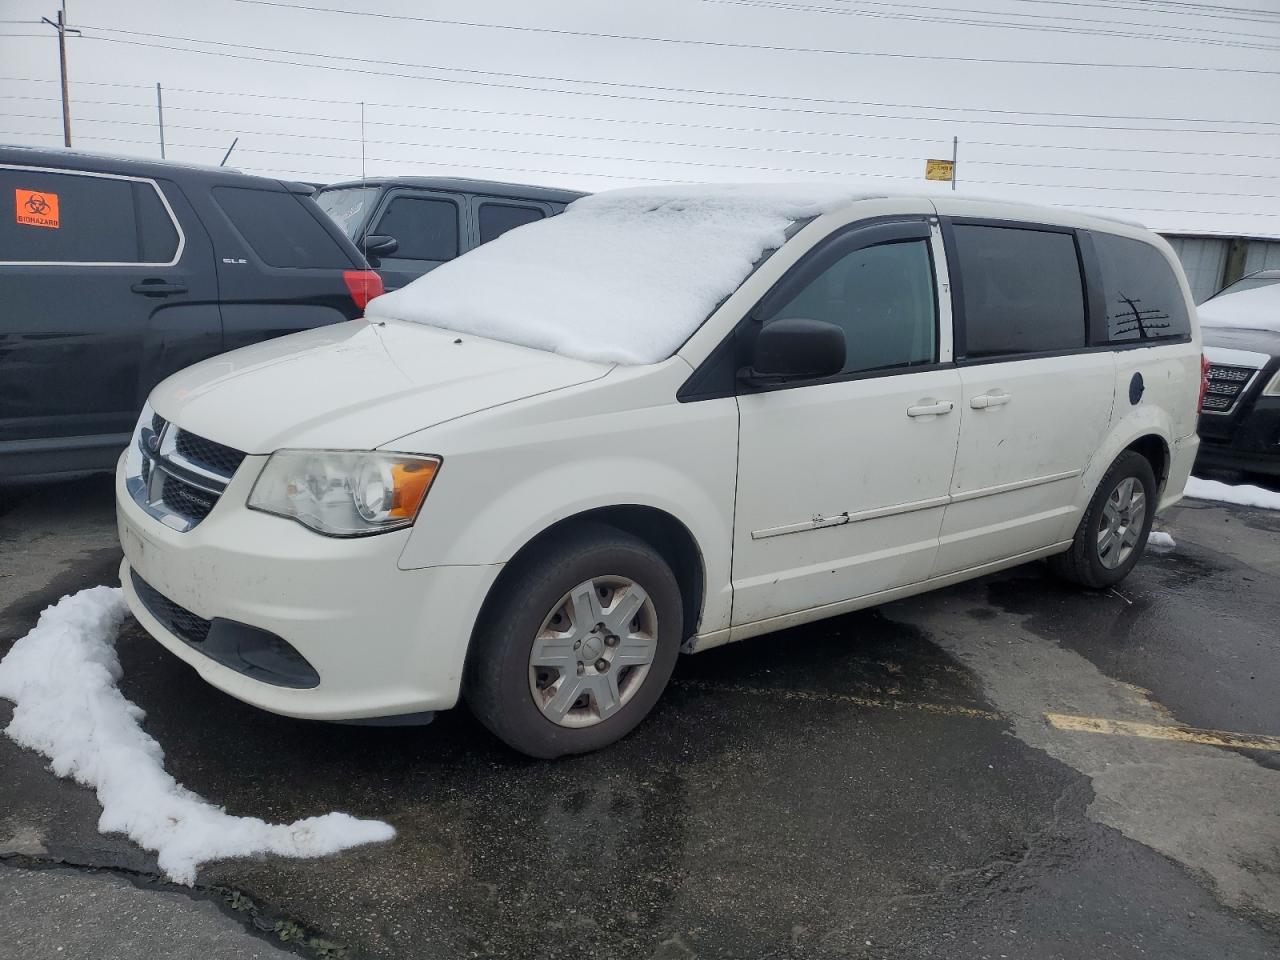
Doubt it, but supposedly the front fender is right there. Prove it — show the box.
[394,384,739,636]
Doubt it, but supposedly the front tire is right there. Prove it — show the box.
[463,523,683,759]
[1049,451,1157,588]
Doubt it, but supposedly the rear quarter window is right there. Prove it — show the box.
[0,168,177,264]
[1090,232,1191,343]
[213,186,351,269]
[478,202,544,245]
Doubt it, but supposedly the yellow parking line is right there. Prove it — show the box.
[1046,713,1280,752]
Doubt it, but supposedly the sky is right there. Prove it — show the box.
[2,0,1279,237]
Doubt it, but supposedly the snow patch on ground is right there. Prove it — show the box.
[1146,530,1176,551]
[366,183,874,365]
[0,587,394,885]
[1185,477,1280,511]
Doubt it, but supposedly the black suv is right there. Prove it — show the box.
[1196,271,1280,478]
[314,177,585,291]
[1,147,382,481]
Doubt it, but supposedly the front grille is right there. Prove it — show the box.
[175,431,248,477]
[128,422,246,532]
[130,570,212,644]
[1203,364,1256,415]
[161,473,218,522]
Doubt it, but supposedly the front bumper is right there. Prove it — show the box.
[116,454,503,720]
[1195,397,1280,477]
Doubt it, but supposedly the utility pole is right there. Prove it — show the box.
[951,136,958,192]
[156,82,166,159]
[40,2,79,147]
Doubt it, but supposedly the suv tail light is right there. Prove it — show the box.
[1199,353,1211,411]
[343,270,384,310]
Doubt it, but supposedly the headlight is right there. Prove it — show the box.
[247,450,441,537]
[1265,370,1280,397]
[123,401,156,477]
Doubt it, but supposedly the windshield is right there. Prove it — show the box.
[1210,276,1280,300]
[315,186,380,241]
[364,184,868,365]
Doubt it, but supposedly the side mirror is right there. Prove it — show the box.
[361,234,399,257]
[742,317,846,384]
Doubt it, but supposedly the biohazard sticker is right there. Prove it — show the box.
[16,189,60,229]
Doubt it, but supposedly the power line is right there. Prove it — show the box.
[8,94,1279,181]
[179,4,1280,75]
[702,0,1280,51]
[8,77,1278,128]
[6,114,1278,200]
[59,30,1280,138]
[4,76,1278,163]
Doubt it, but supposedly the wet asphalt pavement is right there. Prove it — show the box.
[1,476,1279,959]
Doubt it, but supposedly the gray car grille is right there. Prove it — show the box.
[1202,364,1258,414]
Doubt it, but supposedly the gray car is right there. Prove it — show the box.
[314,176,585,291]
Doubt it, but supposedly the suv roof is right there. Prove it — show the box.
[321,176,587,205]
[0,145,312,192]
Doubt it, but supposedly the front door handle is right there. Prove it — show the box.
[131,279,188,298]
[970,391,1012,409]
[906,400,954,418]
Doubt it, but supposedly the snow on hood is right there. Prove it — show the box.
[1197,283,1280,334]
[365,183,878,365]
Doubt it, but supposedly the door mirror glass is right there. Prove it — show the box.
[362,234,399,257]
[745,317,846,381]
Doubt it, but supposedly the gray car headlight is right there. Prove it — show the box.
[247,450,442,537]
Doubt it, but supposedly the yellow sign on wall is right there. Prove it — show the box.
[924,159,955,182]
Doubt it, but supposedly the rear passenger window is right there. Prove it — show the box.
[1091,232,1191,342]
[953,225,1086,357]
[134,182,179,263]
[478,202,544,244]
[213,187,350,269]
[374,196,458,262]
[764,239,937,375]
[0,168,175,264]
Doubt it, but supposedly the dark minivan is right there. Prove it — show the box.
[1,147,382,481]
[314,177,584,290]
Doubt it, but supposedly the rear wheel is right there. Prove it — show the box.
[1049,451,1157,588]
[464,523,682,758]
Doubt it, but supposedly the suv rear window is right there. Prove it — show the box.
[1090,232,1191,342]
[953,224,1086,357]
[315,185,379,241]
[213,186,350,269]
[0,169,178,264]
[478,202,544,244]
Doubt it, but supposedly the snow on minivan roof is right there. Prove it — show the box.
[364,184,885,365]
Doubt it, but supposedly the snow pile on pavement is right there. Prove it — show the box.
[1185,477,1280,510]
[1197,283,1280,334]
[366,183,873,365]
[1146,531,1176,551]
[0,587,394,885]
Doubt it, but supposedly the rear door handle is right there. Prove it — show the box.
[970,391,1012,409]
[906,400,954,418]
[131,279,188,297]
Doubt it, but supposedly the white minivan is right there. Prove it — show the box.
[116,185,1203,757]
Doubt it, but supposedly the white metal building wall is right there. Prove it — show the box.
[1165,236,1229,304]
[1243,240,1280,276]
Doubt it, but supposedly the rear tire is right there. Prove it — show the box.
[463,523,683,759]
[1049,451,1157,589]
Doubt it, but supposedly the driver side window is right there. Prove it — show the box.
[763,239,938,375]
